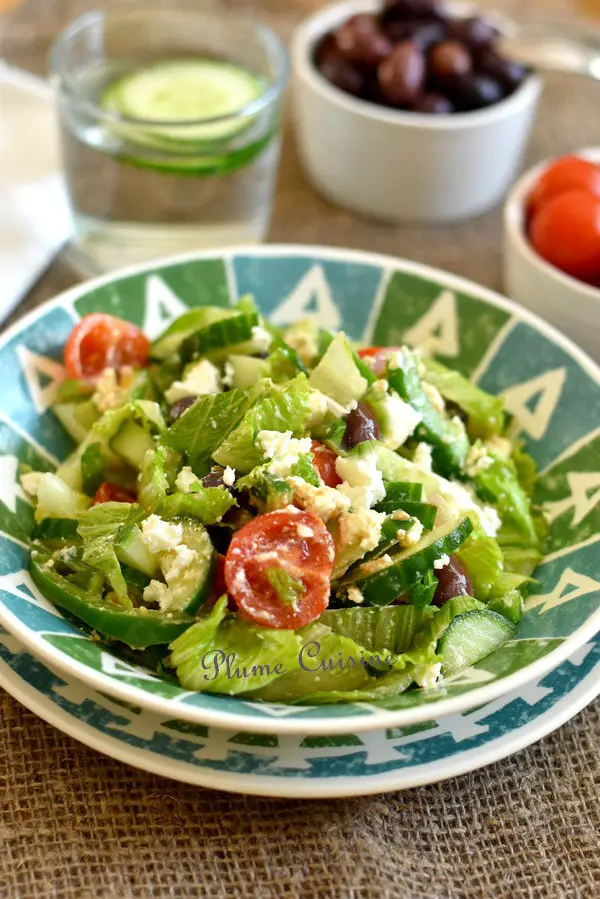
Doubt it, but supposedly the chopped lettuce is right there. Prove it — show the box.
[421,356,504,439]
[455,524,504,600]
[388,349,469,477]
[308,332,368,409]
[212,375,311,472]
[80,443,106,496]
[159,487,236,525]
[76,502,145,607]
[169,596,302,694]
[474,455,538,545]
[319,605,436,654]
[165,382,268,466]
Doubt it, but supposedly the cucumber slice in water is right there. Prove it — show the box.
[101,59,264,146]
[438,610,516,675]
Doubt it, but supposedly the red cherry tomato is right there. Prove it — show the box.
[65,313,150,382]
[92,482,137,505]
[311,440,342,488]
[529,189,600,282]
[527,156,600,219]
[357,345,401,376]
[206,554,237,610]
[224,508,334,629]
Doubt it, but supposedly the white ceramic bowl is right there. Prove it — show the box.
[291,0,542,224]
[503,148,600,362]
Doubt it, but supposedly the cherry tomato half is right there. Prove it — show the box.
[311,440,342,488]
[224,508,334,629]
[92,482,137,505]
[527,156,600,219]
[529,189,600,283]
[65,313,150,382]
[357,345,401,376]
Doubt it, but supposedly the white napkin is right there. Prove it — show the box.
[0,63,72,323]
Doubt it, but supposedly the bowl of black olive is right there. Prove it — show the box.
[291,0,542,223]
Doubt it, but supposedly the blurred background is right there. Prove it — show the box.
[1,0,600,306]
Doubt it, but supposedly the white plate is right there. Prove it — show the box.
[1,625,598,798]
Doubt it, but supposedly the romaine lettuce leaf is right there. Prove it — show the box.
[455,525,504,600]
[213,375,311,472]
[159,487,236,525]
[77,502,145,606]
[169,596,302,694]
[421,357,504,439]
[165,382,268,466]
[138,445,180,513]
[318,605,436,654]
[474,455,538,545]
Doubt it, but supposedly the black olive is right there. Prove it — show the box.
[433,554,473,606]
[168,395,196,423]
[341,402,381,449]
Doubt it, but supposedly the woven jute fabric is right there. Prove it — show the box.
[1,2,600,897]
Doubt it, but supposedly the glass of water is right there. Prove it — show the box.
[50,5,289,272]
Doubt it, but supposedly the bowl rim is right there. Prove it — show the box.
[1,243,599,736]
[291,0,543,132]
[503,146,600,303]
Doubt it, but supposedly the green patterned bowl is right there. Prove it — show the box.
[0,246,599,735]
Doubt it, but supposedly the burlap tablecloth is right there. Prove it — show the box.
[2,2,600,896]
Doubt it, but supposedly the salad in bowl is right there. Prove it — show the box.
[21,296,544,704]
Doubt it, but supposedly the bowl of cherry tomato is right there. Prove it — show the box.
[291,0,542,223]
[504,151,600,361]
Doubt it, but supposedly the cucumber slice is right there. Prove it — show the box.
[121,563,152,593]
[344,518,473,606]
[357,515,419,566]
[438,609,516,675]
[228,354,269,389]
[110,421,156,470]
[151,307,238,361]
[53,402,90,444]
[116,525,159,578]
[382,481,423,504]
[156,520,216,615]
[374,498,437,529]
[102,59,264,146]
[181,312,260,364]
[73,400,102,432]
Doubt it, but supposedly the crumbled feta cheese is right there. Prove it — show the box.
[332,508,385,577]
[485,435,512,458]
[256,430,312,478]
[359,553,394,576]
[346,585,364,605]
[335,453,385,510]
[165,359,222,404]
[465,442,494,478]
[372,379,388,393]
[20,471,44,498]
[416,662,442,690]
[222,360,236,389]
[422,381,446,413]
[284,322,320,366]
[161,543,198,585]
[433,553,451,570]
[378,393,422,450]
[175,466,200,494]
[250,325,272,353]
[297,523,314,538]
[387,349,406,371]
[413,443,433,473]
[223,466,236,487]
[141,515,183,554]
[287,476,351,522]
[397,520,424,548]
[143,579,169,608]
[306,390,349,428]
[92,367,132,413]
[391,509,410,521]
[429,477,501,538]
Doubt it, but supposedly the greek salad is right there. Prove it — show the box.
[21,298,545,703]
